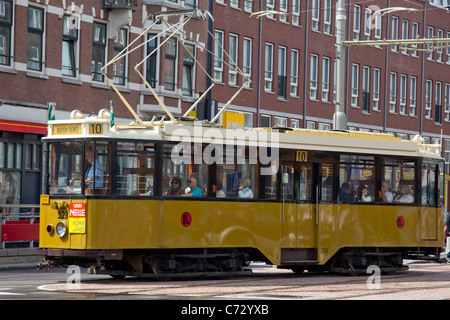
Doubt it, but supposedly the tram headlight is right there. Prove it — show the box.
[56,221,67,238]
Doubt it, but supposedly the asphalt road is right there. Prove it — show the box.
[0,260,449,301]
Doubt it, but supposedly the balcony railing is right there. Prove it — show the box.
[103,0,138,11]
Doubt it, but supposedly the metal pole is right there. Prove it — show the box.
[333,0,347,131]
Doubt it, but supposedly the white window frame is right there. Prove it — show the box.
[391,16,398,52]
[351,63,359,107]
[244,0,253,12]
[266,0,274,19]
[400,74,407,114]
[410,76,417,116]
[290,49,299,97]
[427,26,434,61]
[353,5,361,40]
[278,46,287,98]
[292,0,300,26]
[444,83,450,121]
[311,0,320,31]
[373,68,380,111]
[310,54,318,100]
[229,33,238,86]
[264,42,274,92]
[324,0,332,34]
[411,22,419,57]
[425,79,432,119]
[214,29,224,83]
[243,37,252,88]
[364,7,371,40]
[389,72,397,113]
[401,20,408,55]
[322,56,330,102]
[436,29,443,63]
[279,0,288,23]
[362,66,370,113]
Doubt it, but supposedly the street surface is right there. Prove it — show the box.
[0,260,449,300]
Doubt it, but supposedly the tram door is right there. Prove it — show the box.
[280,163,316,249]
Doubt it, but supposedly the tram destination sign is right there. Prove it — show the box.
[52,124,82,135]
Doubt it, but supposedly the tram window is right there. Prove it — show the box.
[298,164,312,201]
[215,148,257,199]
[383,161,415,204]
[281,164,295,200]
[421,165,436,206]
[85,142,110,195]
[339,164,375,202]
[48,142,83,195]
[116,142,154,196]
[321,164,333,202]
[163,144,209,198]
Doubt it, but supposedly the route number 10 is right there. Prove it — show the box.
[89,124,103,135]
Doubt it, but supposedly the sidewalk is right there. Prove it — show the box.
[0,248,42,270]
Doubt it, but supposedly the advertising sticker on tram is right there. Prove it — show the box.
[69,202,86,233]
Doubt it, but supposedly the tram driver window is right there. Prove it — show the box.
[49,142,83,195]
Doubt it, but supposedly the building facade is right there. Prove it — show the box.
[0,0,449,208]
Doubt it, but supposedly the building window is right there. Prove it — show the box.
[229,34,238,86]
[244,0,253,12]
[182,44,195,96]
[27,6,44,71]
[362,66,370,113]
[322,56,330,102]
[266,0,274,19]
[230,0,239,9]
[290,49,299,97]
[311,0,319,31]
[214,30,224,82]
[400,74,407,115]
[427,26,434,60]
[164,37,177,91]
[62,14,78,77]
[324,0,331,34]
[113,28,128,85]
[436,81,442,124]
[0,0,13,66]
[391,16,398,52]
[401,20,408,55]
[411,23,419,57]
[185,0,196,9]
[146,33,158,88]
[389,72,397,113]
[310,54,318,100]
[292,0,300,26]
[364,7,371,40]
[243,37,252,87]
[353,4,361,40]
[278,46,287,99]
[445,83,450,121]
[351,63,359,107]
[291,119,299,128]
[425,79,432,119]
[92,22,107,82]
[279,0,287,23]
[274,116,287,127]
[410,76,417,116]
[264,43,273,92]
[374,11,382,41]
[373,68,380,111]
[437,29,443,63]
[261,115,271,127]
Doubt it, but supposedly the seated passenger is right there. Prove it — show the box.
[165,176,185,196]
[215,181,225,198]
[381,181,393,202]
[182,176,202,197]
[339,182,356,202]
[394,184,414,203]
[359,186,372,202]
[238,178,253,198]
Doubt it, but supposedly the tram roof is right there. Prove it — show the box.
[45,116,442,160]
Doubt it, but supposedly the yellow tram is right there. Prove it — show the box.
[37,113,445,276]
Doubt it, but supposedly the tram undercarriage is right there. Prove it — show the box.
[36,246,440,278]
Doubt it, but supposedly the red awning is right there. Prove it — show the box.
[0,119,47,135]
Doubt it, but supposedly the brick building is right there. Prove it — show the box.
[0,0,449,208]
